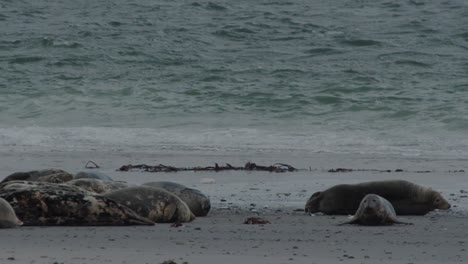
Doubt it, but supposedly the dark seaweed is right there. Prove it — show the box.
[117,162,297,173]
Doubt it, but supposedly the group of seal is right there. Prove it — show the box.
[0,169,211,227]
[305,180,451,226]
[0,181,154,226]
[305,180,450,215]
[0,167,451,228]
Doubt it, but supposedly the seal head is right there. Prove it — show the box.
[0,197,23,228]
[339,194,412,226]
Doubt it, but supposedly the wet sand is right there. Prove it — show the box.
[0,150,467,264]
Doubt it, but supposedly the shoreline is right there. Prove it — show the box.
[0,150,467,263]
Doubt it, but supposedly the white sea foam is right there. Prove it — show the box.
[1,126,467,158]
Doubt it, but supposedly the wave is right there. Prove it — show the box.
[1,126,468,158]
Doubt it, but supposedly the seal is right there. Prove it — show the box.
[65,178,130,194]
[74,171,114,181]
[103,186,195,223]
[0,197,23,228]
[143,181,211,216]
[0,181,154,226]
[338,194,412,226]
[1,169,73,183]
[36,172,74,183]
[305,180,451,215]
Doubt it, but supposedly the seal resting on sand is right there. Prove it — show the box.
[142,181,211,216]
[0,181,154,226]
[305,180,450,215]
[65,178,130,194]
[338,194,412,226]
[103,186,195,223]
[74,171,114,181]
[0,197,23,228]
[1,169,73,183]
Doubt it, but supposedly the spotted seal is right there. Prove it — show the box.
[142,181,211,216]
[65,178,130,194]
[0,181,154,226]
[0,197,23,228]
[338,194,412,226]
[103,186,195,223]
[305,180,450,215]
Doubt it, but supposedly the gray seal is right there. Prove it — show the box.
[0,181,154,226]
[305,180,451,215]
[0,197,23,228]
[339,194,412,226]
[103,186,195,223]
[143,181,211,216]
[74,171,114,181]
[65,178,130,194]
[1,169,73,183]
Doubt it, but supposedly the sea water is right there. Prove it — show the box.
[1,0,468,157]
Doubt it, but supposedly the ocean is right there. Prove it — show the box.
[1,0,468,157]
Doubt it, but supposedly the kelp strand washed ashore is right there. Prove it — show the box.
[118,162,297,173]
[112,162,466,174]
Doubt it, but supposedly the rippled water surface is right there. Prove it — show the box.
[1,0,468,156]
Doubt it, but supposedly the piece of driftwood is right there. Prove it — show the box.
[85,161,100,169]
[326,168,465,173]
[243,217,271,225]
[117,162,297,173]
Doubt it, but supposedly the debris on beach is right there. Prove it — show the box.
[243,217,271,225]
[326,168,466,173]
[170,223,184,228]
[160,260,188,264]
[117,162,297,173]
[328,168,354,173]
[327,168,393,173]
[85,160,100,169]
[200,178,216,184]
[160,260,177,264]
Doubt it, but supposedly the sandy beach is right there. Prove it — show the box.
[0,149,467,264]
[3,0,468,263]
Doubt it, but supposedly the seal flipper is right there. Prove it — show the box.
[388,215,413,225]
[337,220,359,226]
[111,201,155,226]
[337,216,359,226]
